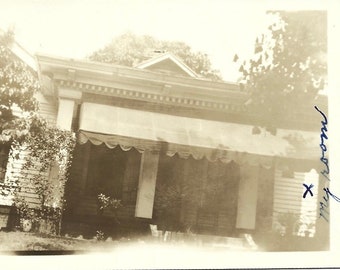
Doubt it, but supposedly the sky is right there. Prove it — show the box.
[0,0,329,82]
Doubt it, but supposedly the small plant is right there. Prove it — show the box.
[97,193,122,226]
[13,197,39,231]
[277,212,300,236]
[14,198,34,220]
[298,212,316,237]
[40,205,62,221]
[95,230,105,241]
[13,197,64,234]
[97,193,122,212]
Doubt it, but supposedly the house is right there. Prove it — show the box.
[0,36,58,228]
[34,52,328,239]
[0,47,329,246]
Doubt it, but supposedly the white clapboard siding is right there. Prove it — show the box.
[300,169,319,231]
[0,92,58,207]
[1,148,43,208]
[36,92,58,125]
[273,170,304,215]
[273,169,319,234]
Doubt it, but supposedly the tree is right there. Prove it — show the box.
[89,32,222,81]
[0,30,39,144]
[0,30,76,234]
[236,11,327,132]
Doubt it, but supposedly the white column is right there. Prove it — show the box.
[236,164,259,229]
[56,88,82,131]
[135,150,160,219]
[56,99,75,131]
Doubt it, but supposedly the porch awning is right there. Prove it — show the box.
[78,102,319,167]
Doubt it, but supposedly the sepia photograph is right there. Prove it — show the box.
[0,0,339,269]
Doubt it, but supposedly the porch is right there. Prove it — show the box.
[64,143,264,237]
[61,102,285,238]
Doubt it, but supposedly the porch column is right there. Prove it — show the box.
[135,150,160,219]
[56,89,82,131]
[48,89,82,209]
[236,164,259,229]
[57,99,75,130]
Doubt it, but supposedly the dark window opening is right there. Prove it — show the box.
[196,160,240,236]
[0,144,10,183]
[71,103,81,132]
[154,153,183,231]
[121,148,141,205]
[85,144,141,204]
[153,155,240,236]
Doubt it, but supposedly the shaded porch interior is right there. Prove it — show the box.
[62,139,275,239]
[61,102,324,241]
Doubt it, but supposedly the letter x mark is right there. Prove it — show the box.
[303,183,314,198]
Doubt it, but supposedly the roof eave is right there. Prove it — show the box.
[36,53,240,93]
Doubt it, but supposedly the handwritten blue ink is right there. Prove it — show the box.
[323,187,340,202]
[314,105,330,181]
[303,183,314,198]
[319,199,329,222]
[314,106,340,222]
[319,187,340,222]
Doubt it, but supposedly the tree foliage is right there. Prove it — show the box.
[0,30,39,143]
[6,114,76,233]
[0,30,76,234]
[236,11,327,131]
[22,116,76,207]
[89,32,222,81]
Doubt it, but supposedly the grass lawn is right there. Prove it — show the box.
[0,230,252,253]
[0,231,134,252]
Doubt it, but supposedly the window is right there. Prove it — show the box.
[0,144,10,183]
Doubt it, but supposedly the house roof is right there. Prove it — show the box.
[135,52,199,78]
[0,29,38,72]
[9,41,37,72]
[36,53,240,94]
[36,53,327,132]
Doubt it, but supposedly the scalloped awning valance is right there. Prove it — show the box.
[78,102,318,168]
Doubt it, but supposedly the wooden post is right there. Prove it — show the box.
[56,88,82,130]
[56,99,75,131]
[236,164,259,230]
[135,150,160,219]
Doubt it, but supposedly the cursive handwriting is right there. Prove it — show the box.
[319,200,329,222]
[319,187,340,222]
[315,106,340,222]
[314,105,330,181]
